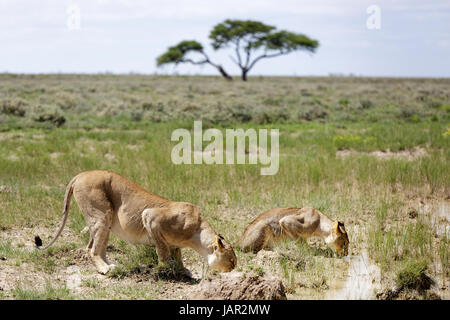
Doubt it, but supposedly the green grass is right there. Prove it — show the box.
[12,283,74,300]
[0,240,79,273]
[438,235,449,277]
[395,259,432,292]
[107,241,159,279]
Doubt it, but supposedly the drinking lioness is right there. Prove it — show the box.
[237,207,349,256]
[35,170,237,275]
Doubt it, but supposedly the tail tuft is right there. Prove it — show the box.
[34,235,42,247]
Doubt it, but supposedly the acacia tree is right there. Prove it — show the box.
[156,40,232,81]
[157,20,319,81]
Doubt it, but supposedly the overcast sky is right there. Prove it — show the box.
[1,0,449,77]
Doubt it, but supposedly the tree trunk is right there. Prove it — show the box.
[217,65,233,81]
[241,68,248,81]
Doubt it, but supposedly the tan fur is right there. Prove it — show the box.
[37,170,237,274]
[237,207,349,256]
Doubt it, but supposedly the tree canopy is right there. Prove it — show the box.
[156,40,232,80]
[156,41,204,66]
[157,19,319,81]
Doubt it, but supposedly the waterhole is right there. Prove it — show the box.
[327,251,381,300]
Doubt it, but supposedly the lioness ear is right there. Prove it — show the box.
[338,221,346,234]
[215,235,225,250]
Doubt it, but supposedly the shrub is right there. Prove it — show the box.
[263,97,283,106]
[1,98,27,117]
[338,98,349,106]
[228,105,253,123]
[298,106,328,121]
[399,107,421,121]
[30,104,66,127]
[254,108,290,124]
[360,99,374,109]
[410,114,420,123]
[442,128,450,137]
[440,104,450,113]
[130,110,144,122]
[427,101,441,109]
[55,92,78,110]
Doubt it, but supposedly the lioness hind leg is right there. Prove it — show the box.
[240,225,272,254]
[89,217,115,274]
[86,234,93,250]
[74,191,115,275]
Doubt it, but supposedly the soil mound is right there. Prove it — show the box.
[190,271,287,300]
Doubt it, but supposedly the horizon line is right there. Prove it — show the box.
[1,72,449,80]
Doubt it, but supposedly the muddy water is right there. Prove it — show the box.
[431,201,450,299]
[432,200,450,238]
[327,251,381,300]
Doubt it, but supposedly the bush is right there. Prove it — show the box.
[427,101,441,109]
[1,98,27,117]
[298,106,328,121]
[360,99,374,109]
[263,97,283,106]
[254,108,290,124]
[399,107,421,121]
[229,106,253,123]
[55,92,78,110]
[338,98,349,106]
[440,104,450,113]
[30,104,66,127]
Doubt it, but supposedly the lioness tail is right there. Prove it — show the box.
[35,176,77,250]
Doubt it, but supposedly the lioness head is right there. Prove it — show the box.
[329,221,349,257]
[208,234,237,272]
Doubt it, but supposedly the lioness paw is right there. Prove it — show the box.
[97,264,116,275]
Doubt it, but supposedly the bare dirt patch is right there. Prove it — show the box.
[7,155,19,161]
[0,185,13,193]
[336,147,427,161]
[126,144,142,151]
[50,152,62,159]
[0,132,25,141]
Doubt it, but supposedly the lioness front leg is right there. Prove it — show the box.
[170,247,192,277]
[142,208,172,265]
[170,247,183,267]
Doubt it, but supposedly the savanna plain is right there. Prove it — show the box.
[0,74,448,300]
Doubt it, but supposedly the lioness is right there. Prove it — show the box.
[36,170,237,275]
[237,207,349,256]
